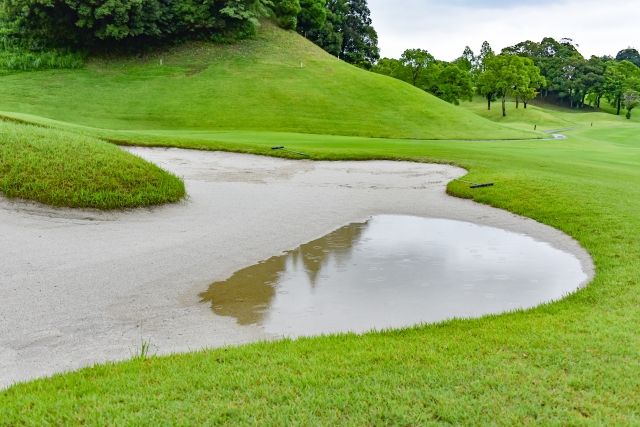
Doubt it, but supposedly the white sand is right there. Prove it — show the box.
[0,148,594,389]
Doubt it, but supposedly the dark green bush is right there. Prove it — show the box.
[0,0,267,50]
[271,0,301,30]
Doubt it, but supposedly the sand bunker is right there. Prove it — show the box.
[0,148,594,389]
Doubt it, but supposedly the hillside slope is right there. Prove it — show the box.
[0,23,538,140]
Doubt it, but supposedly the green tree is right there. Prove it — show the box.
[400,49,435,86]
[616,48,640,67]
[305,0,378,67]
[475,43,498,111]
[473,41,494,85]
[339,0,379,67]
[603,60,640,115]
[305,0,346,56]
[481,54,530,117]
[297,0,327,35]
[273,0,302,30]
[517,59,546,108]
[432,63,473,105]
[370,57,410,82]
[454,46,474,72]
[583,56,609,108]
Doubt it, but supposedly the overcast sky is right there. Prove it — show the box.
[368,0,639,61]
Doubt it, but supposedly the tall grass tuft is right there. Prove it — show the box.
[0,120,185,209]
[0,50,84,71]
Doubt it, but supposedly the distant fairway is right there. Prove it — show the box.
[0,23,538,141]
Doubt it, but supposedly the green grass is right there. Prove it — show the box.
[2,118,640,424]
[458,96,632,132]
[0,22,537,141]
[0,120,185,209]
[2,22,639,424]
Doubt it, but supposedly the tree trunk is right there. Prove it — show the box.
[581,93,586,108]
[487,94,491,110]
[569,89,573,108]
[617,96,621,115]
[516,96,519,108]
[524,100,528,109]
[502,97,506,117]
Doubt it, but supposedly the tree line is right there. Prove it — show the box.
[1,0,638,119]
[0,0,380,68]
[272,0,379,67]
[369,40,640,119]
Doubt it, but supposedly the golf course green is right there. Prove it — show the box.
[1,22,639,425]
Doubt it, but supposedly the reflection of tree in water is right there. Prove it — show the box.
[200,219,369,325]
[292,220,368,287]
[199,256,286,326]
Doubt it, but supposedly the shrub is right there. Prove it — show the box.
[271,0,301,30]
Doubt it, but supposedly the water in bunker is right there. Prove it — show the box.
[200,215,587,337]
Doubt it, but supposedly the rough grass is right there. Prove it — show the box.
[0,120,185,209]
[2,115,639,424]
[0,23,537,141]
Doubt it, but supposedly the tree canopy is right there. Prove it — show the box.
[0,0,267,49]
[616,48,640,68]
[371,48,473,106]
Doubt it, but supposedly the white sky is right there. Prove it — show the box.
[368,0,640,61]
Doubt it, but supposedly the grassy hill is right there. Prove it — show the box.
[0,22,538,141]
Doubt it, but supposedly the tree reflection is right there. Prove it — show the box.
[200,220,369,325]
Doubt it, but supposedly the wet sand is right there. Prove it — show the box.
[0,148,594,389]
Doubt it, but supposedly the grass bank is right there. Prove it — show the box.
[0,23,537,141]
[0,121,185,209]
[2,122,639,424]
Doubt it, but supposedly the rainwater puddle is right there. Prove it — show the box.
[200,215,587,337]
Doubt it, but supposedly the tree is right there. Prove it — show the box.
[432,63,473,105]
[616,48,640,68]
[603,60,640,115]
[273,0,302,30]
[305,0,346,57]
[477,69,497,111]
[503,37,586,106]
[339,0,379,67]
[400,49,435,86]
[305,0,379,67]
[518,59,546,108]
[583,56,609,109]
[481,54,530,117]
[623,91,640,119]
[297,0,327,35]
[454,46,474,72]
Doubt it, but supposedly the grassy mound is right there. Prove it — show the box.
[0,23,538,141]
[0,120,185,209]
[2,113,639,424]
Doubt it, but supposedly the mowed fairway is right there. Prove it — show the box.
[1,118,639,424]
